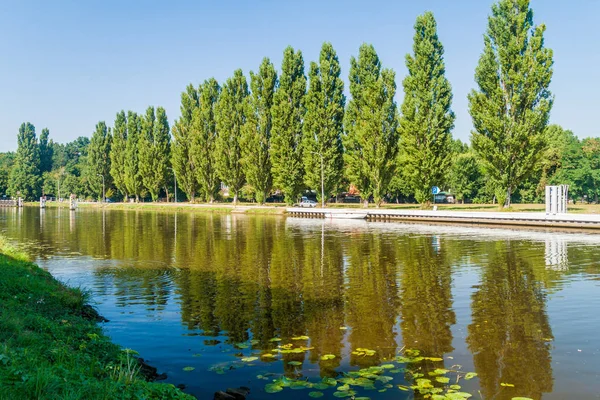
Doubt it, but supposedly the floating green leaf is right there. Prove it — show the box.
[464,372,478,380]
[322,377,337,386]
[192,353,202,357]
[313,383,329,390]
[265,384,283,393]
[261,353,276,358]
[269,337,282,342]
[511,398,534,400]
[291,335,309,340]
[235,343,249,349]
[333,391,355,398]
[182,366,195,371]
[288,361,302,366]
[450,384,462,390]
[444,393,472,399]
[321,354,336,361]
[337,384,350,392]
[290,381,311,390]
[435,376,450,384]
[398,385,410,391]
[241,357,258,362]
[309,392,324,398]
[501,383,515,387]
[381,364,395,369]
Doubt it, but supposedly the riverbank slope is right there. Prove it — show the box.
[0,237,194,400]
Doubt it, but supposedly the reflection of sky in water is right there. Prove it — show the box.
[1,207,600,399]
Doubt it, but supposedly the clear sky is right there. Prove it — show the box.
[1,0,598,152]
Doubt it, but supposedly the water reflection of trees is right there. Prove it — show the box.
[467,241,553,400]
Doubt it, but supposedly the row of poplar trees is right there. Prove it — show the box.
[8,0,552,207]
[167,0,552,207]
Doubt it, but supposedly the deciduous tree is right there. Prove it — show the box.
[344,44,399,207]
[242,57,277,204]
[400,12,455,204]
[270,46,306,205]
[9,123,41,200]
[110,111,128,201]
[302,42,345,206]
[469,0,554,207]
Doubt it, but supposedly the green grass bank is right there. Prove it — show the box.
[0,236,194,400]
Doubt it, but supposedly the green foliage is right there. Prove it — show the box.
[38,128,53,174]
[271,46,307,205]
[9,122,41,200]
[242,57,277,204]
[469,0,554,207]
[215,69,249,203]
[172,85,200,202]
[125,111,144,201]
[400,12,455,204]
[192,79,221,203]
[86,121,112,201]
[344,44,399,207]
[110,111,129,200]
[302,42,345,205]
[0,152,15,196]
[449,151,484,203]
[0,240,193,400]
[139,106,171,201]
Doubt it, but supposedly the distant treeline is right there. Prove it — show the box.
[2,0,598,206]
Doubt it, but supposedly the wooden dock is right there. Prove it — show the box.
[286,207,600,230]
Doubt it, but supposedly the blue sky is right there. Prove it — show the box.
[1,0,598,152]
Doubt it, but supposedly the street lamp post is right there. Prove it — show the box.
[96,174,105,203]
[169,167,177,203]
[309,150,325,208]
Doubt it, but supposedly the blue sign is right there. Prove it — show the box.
[431,186,440,195]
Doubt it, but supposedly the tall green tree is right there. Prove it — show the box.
[242,57,277,204]
[86,121,112,201]
[344,44,399,207]
[110,111,128,201]
[400,12,455,204]
[302,42,345,206]
[469,0,554,207]
[215,70,248,204]
[0,152,15,196]
[270,46,307,205]
[138,106,171,201]
[39,128,53,174]
[192,79,221,203]
[172,85,200,201]
[125,111,143,201]
[9,123,41,200]
[449,151,483,203]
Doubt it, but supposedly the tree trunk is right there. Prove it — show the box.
[233,193,238,205]
[505,187,512,208]
[363,199,369,208]
[164,186,170,203]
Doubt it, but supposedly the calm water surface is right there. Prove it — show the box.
[1,207,600,399]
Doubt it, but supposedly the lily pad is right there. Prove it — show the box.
[321,354,336,361]
[309,392,324,398]
[322,377,337,386]
[269,337,282,342]
[445,393,472,400]
[291,335,310,340]
[288,361,302,366]
[261,353,276,358]
[182,366,195,371]
[241,357,258,362]
[290,381,311,390]
[465,372,478,380]
[265,384,283,393]
[435,376,450,384]
[192,353,202,357]
[501,383,515,387]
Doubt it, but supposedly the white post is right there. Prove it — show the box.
[551,186,558,214]
[545,186,551,214]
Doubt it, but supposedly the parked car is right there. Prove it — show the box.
[298,199,317,208]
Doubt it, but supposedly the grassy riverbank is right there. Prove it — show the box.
[0,237,194,400]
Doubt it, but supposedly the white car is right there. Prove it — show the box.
[299,199,317,208]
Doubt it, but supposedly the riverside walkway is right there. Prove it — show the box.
[286,207,600,230]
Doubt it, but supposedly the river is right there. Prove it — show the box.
[1,206,599,399]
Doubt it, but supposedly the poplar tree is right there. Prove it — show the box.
[9,122,41,200]
[302,42,345,205]
[172,85,199,201]
[270,46,307,205]
[241,57,277,204]
[125,111,143,202]
[87,121,112,201]
[469,0,553,207]
[344,44,399,207]
[139,106,156,199]
[138,107,170,201]
[400,12,455,204]
[110,111,128,201]
[39,128,53,174]
[215,70,248,204]
[192,79,221,203]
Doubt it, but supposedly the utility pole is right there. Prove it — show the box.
[96,174,105,203]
